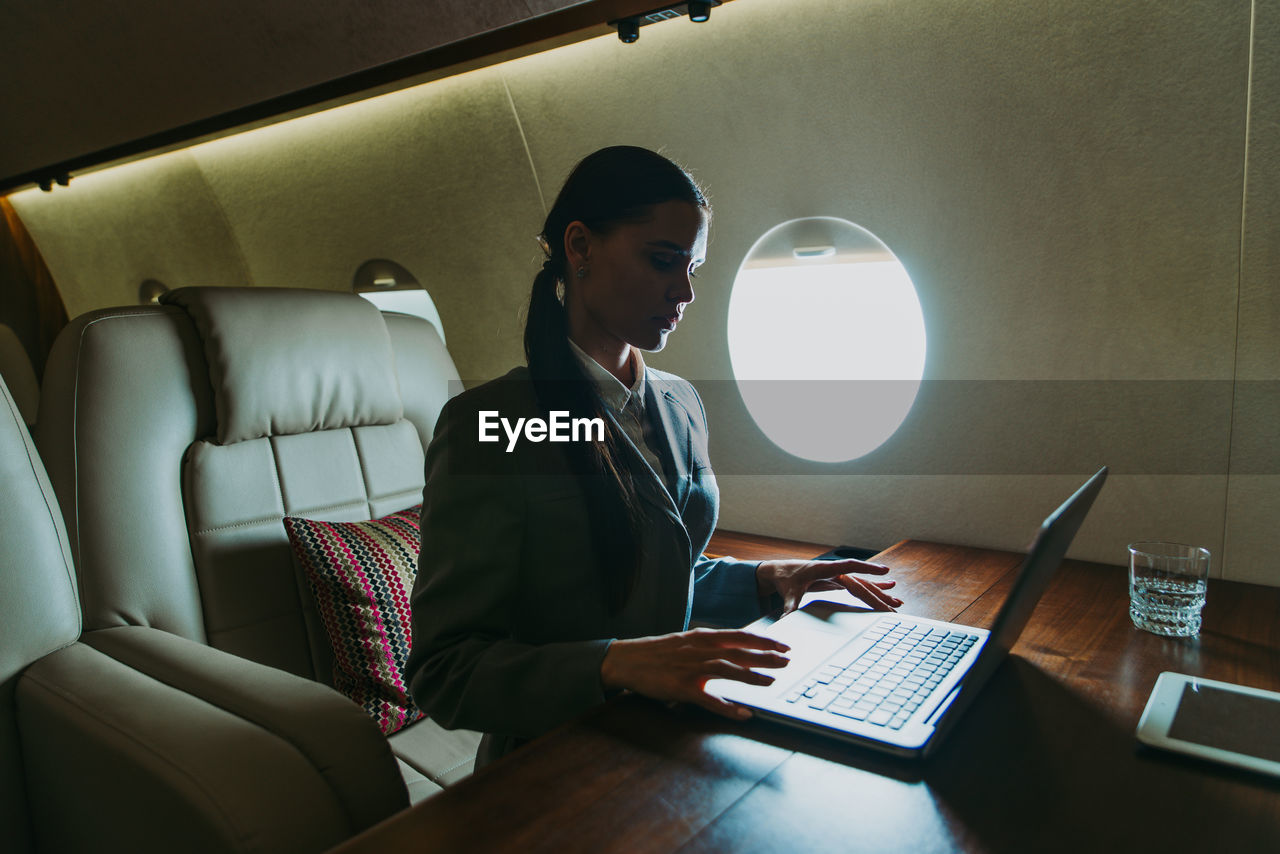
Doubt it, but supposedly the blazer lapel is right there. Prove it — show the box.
[646,376,694,513]
[597,405,682,526]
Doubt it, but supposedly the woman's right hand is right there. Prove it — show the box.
[600,627,791,720]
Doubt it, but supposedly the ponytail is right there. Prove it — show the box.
[523,146,709,613]
[525,242,644,613]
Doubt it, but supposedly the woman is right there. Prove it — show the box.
[406,146,901,766]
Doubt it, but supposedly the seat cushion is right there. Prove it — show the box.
[387,716,481,789]
[283,506,425,735]
[395,758,444,805]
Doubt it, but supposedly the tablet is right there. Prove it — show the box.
[1136,672,1280,778]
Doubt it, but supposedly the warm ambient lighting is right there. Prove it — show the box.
[727,217,927,463]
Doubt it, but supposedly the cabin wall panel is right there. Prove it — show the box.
[10,70,542,385]
[506,0,1248,381]
[505,0,1254,575]
[1236,1,1280,384]
[186,71,543,384]
[8,154,252,318]
[716,474,1229,575]
[1224,0,1280,586]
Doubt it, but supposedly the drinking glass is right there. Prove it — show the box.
[1128,541,1210,637]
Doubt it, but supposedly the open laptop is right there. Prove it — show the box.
[708,466,1108,758]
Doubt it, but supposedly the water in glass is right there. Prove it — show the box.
[1129,575,1207,637]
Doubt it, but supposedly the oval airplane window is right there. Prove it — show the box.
[727,217,926,463]
[353,258,447,344]
[358,287,447,345]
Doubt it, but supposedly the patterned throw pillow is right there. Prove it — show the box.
[283,505,425,736]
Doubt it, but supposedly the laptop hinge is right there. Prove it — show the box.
[923,682,962,726]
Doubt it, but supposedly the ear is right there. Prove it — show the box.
[564,221,593,271]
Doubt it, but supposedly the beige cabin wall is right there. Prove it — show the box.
[184,71,546,384]
[9,0,1276,584]
[8,153,254,315]
[9,68,543,384]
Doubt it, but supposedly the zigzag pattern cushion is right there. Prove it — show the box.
[284,506,425,735]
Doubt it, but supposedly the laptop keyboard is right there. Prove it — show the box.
[782,618,979,730]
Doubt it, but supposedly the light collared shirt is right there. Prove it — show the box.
[567,339,674,502]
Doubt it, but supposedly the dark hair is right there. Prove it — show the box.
[524,146,709,613]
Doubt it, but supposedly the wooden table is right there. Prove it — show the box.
[332,532,1280,853]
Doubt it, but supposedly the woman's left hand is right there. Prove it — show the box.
[756,558,902,614]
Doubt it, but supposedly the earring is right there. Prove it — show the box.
[576,266,587,279]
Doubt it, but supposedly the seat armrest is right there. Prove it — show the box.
[82,627,409,825]
[18,629,407,853]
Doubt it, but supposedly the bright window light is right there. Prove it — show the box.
[357,288,446,344]
[727,218,926,463]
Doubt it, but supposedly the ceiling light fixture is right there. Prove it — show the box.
[610,1,722,44]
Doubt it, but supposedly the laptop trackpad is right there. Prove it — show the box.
[777,600,888,639]
[725,604,888,700]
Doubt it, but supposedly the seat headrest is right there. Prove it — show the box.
[162,287,403,445]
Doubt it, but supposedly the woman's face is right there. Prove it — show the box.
[566,200,708,357]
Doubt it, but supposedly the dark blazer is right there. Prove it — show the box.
[406,366,763,762]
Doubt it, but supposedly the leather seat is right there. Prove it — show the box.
[2,370,406,854]
[34,287,481,809]
[0,323,39,426]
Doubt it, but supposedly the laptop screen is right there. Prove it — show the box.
[940,467,1108,722]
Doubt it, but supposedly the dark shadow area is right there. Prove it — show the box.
[0,198,67,380]
[813,545,884,562]
[921,657,1280,851]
